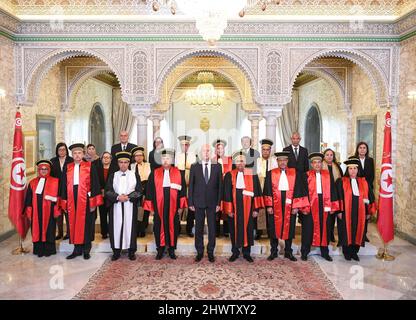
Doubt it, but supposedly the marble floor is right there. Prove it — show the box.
[0,223,415,300]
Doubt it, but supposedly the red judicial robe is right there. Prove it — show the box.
[263,168,309,240]
[143,166,187,248]
[222,169,264,248]
[213,155,232,219]
[24,176,60,255]
[303,170,333,247]
[59,161,103,245]
[336,177,377,246]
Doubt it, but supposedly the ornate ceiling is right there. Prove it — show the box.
[2,0,415,20]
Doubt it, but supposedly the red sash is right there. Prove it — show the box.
[27,177,60,242]
[306,170,332,246]
[152,167,187,247]
[66,162,90,244]
[342,177,368,245]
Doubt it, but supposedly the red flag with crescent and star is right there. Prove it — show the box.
[377,111,394,244]
[8,111,30,239]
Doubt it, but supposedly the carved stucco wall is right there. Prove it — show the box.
[0,46,63,235]
[396,37,416,241]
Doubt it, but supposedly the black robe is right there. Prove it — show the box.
[59,161,103,245]
[24,176,60,256]
[143,166,187,249]
[335,177,376,247]
[222,169,264,249]
[105,171,142,251]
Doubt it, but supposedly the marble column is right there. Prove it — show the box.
[150,113,164,140]
[136,113,148,153]
[263,109,281,152]
[248,113,262,150]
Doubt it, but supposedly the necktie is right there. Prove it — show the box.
[204,163,209,184]
[122,144,126,151]
[185,152,188,169]
[294,147,298,161]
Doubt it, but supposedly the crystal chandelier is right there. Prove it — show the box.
[151,1,279,45]
[186,72,225,113]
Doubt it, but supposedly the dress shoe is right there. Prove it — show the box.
[155,252,163,260]
[301,255,308,261]
[102,234,108,240]
[128,253,136,261]
[223,233,229,238]
[111,254,120,261]
[168,250,177,260]
[351,253,360,261]
[344,255,352,261]
[208,254,215,263]
[139,232,146,238]
[195,253,203,262]
[83,253,91,260]
[229,254,238,262]
[244,255,254,263]
[66,252,81,260]
[37,253,44,258]
[187,232,194,238]
[267,253,278,261]
[322,255,333,262]
[55,235,63,240]
[255,234,261,240]
[63,234,70,240]
[364,236,370,242]
[284,252,297,261]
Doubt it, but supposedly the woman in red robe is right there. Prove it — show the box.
[24,160,60,257]
[336,158,377,261]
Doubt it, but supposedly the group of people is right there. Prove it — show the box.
[23,131,377,263]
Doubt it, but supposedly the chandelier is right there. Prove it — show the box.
[185,72,225,113]
[151,1,279,45]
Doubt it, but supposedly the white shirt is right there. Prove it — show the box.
[121,143,127,151]
[292,145,299,155]
[35,177,46,194]
[236,171,245,189]
[119,171,128,194]
[202,160,211,180]
[73,163,80,185]
[360,158,365,169]
[351,178,360,196]
[163,169,171,187]
[278,169,289,191]
[316,171,322,194]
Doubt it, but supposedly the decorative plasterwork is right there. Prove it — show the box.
[13,38,399,115]
[3,0,415,17]
[155,56,258,113]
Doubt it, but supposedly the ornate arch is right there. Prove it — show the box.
[19,48,125,106]
[300,68,346,112]
[66,67,113,112]
[289,48,389,107]
[155,48,258,105]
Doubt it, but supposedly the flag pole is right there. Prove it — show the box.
[11,236,29,255]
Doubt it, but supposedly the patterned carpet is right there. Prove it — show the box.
[74,255,342,300]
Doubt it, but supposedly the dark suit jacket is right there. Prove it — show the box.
[358,157,375,189]
[283,145,310,174]
[109,142,137,174]
[188,162,223,209]
[50,156,74,181]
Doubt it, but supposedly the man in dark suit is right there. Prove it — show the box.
[188,144,223,263]
[283,132,310,174]
[240,136,260,174]
[109,130,137,175]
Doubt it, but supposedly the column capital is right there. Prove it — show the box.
[247,112,262,122]
[129,104,152,118]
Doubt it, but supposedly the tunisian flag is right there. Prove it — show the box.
[8,111,30,239]
[377,111,394,244]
